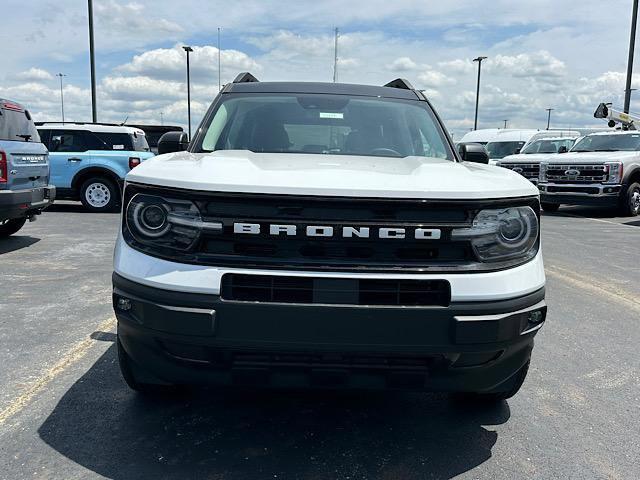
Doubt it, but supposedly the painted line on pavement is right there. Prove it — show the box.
[0,317,116,427]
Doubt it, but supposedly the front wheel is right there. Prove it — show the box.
[541,202,560,213]
[80,177,120,212]
[0,218,27,238]
[621,182,640,217]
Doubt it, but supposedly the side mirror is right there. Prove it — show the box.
[458,143,489,164]
[557,145,568,154]
[157,131,189,155]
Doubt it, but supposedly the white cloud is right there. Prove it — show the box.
[14,68,54,82]
[487,51,567,79]
[94,0,183,37]
[417,69,456,88]
[388,57,418,72]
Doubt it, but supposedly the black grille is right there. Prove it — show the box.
[500,163,540,181]
[221,274,451,306]
[545,164,608,183]
[123,184,540,273]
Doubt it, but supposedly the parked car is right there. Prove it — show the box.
[496,137,579,184]
[485,129,541,162]
[113,73,546,401]
[126,124,184,154]
[36,122,154,212]
[539,131,640,215]
[458,128,501,146]
[0,99,55,237]
[520,130,581,151]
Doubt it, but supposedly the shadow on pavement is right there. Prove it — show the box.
[0,235,40,254]
[39,345,510,479]
[47,202,120,214]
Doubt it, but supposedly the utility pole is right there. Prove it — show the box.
[182,46,193,140]
[333,27,339,83]
[56,73,66,123]
[624,0,639,113]
[546,108,554,130]
[160,112,164,126]
[502,119,508,129]
[88,0,97,122]
[473,56,487,130]
[217,27,222,91]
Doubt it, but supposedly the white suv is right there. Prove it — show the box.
[112,74,546,400]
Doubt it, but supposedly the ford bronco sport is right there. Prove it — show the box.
[0,99,55,238]
[113,74,547,400]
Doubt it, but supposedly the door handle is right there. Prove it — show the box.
[67,157,82,162]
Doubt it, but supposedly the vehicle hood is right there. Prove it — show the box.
[127,150,538,199]
[500,153,556,163]
[545,151,637,164]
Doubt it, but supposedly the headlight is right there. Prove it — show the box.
[451,206,539,262]
[604,161,623,184]
[126,193,221,251]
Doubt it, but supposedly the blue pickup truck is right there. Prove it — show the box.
[0,99,55,237]
[36,123,154,212]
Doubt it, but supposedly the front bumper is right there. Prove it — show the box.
[0,185,56,220]
[538,183,621,206]
[113,272,546,392]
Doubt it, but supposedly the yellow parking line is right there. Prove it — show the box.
[546,265,640,313]
[0,317,116,427]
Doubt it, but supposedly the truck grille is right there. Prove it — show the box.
[499,163,539,181]
[221,274,451,306]
[124,184,540,273]
[545,164,607,183]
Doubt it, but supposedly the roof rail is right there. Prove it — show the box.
[233,72,259,83]
[384,78,415,90]
[34,121,122,127]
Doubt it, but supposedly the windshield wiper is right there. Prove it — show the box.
[593,149,618,152]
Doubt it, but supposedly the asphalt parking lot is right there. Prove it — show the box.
[0,202,639,480]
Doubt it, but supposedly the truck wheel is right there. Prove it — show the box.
[117,337,178,395]
[455,361,530,403]
[541,202,560,213]
[0,218,27,238]
[621,182,640,217]
[80,177,120,213]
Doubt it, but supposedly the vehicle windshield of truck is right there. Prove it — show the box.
[199,94,453,160]
[91,131,150,152]
[521,138,575,154]
[0,102,40,143]
[486,141,525,159]
[571,133,640,152]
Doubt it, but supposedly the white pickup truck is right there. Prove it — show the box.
[112,74,546,401]
[538,131,640,215]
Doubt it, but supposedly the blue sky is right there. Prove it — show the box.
[1,0,638,137]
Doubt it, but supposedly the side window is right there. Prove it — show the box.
[38,129,51,148]
[50,130,89,153]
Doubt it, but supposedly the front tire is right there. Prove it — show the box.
[541,202,560,213]
[0,218,27,238]
[80,177,119,212]
[621,182,640,217]
[117,337,178,395]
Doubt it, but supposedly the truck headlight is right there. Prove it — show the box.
[604,162,623,184]
[451,206,539,262]
[126,193,218,251]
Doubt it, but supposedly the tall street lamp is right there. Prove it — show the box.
[182,45,193,140]
[546,108,554,130]
[624,0,639,113]
[56,73,66,123]
[473,56,487,130]
[502,119,508,129]
[88,0,97,122]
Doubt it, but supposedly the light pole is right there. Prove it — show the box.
[546,108,554,130]
[88,0,97,122]
[56,73,66,123]
[473,56,487,130]
[182,45,193,140]
[217,27,221,91]
[624,0,639,113]
[333,27,339,83]
[160,112,164,126]
[502,119,508,129]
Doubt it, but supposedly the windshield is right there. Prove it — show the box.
[521,138,575,154]
[571,134,640,152]
[197,94,453,160]
[485,141,525,159]
[0,103,40,143]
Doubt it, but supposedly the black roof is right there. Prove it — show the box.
[225,81,422,100]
